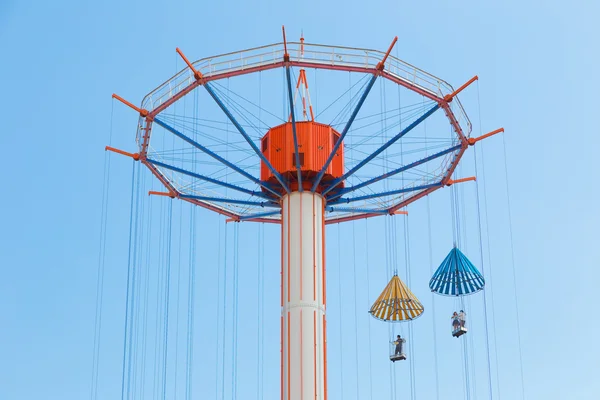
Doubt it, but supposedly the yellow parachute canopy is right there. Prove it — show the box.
[369,274,424,322]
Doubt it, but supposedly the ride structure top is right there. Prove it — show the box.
[108,28,504,400]
[109,28,501,224]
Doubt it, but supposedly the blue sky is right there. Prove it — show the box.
[1,0,599,399]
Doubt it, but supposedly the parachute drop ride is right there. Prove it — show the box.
[369,274,424,322]
[108,26,503,399]
[430,245,485,337]
[369,274,423,362]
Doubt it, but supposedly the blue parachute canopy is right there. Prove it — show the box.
[429,247,485,296]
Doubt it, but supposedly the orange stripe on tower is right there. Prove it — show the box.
[280,316,284,400]
[287,311,291,400]
[313,311,317,399]
[287,195,291,303]
[322,199,326,305]
[323,315,328,400]
[300,193,303,300]
[281,204,284,307]
[313,195,316,301]
[300,310,304,400]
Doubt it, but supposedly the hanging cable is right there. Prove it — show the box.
[426,194,440,400]
[337,224,344,400]
[221,220,229,400]
[185,199,196,400]
[173,200,183,399]
[153,177,167,399]
[140,163,155,400]
[473,124,495,400]
[403,217,416,400]
[120,160,138,400]
[459,311,471,400]
[256,223,264,399]
[172,90,190,400]
[347,72,361,400]
[220,78,232,400]
[256,72,265,400]
[260,224,265,400]
[214,215,222,399]
[501,120,526,400]
[128,162,142,399]
[456,191,471,400]
[475,82,502,399]
[396,64,416,400]
[447,126,470,400]
[232,223,240,400]
[161,199,174,400]
[90,100,114,400]
[130,159,146,397]
[365,219,373,400]
[352,221,360,399]
[256,223,261,399]
[456,142,478,399]
[185,84,200,400]
[423,96,441,400]
[379,78,395,400]
[468,296,478,397]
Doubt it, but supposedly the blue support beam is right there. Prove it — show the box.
[329,182,441,204]
[311,74,379,192]
[146,158,270,199]
[329,144,461,200]
[325,206,390,214]
[180,194,280,208]
[153,118,281,198]
[203,83,291,194]
[286,66,302,191]
[321,103,440,196]
[239,210,282,221]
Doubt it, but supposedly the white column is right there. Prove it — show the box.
[282,192,327,400]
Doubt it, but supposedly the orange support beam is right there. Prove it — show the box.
[282,25,289,61]
[376,36,398,70]
[468,128,504,145]
[176,47,203,80]
[444,75,478,102]
[148,190,176,198]
[105,146,139,160]
[112,94,149,117]
[393,210,408,215]
[446,176,476,186]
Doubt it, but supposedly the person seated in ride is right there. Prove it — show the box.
[451,311,460,331]
[458,310,466,328]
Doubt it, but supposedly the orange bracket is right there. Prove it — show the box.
[468,128,504,145]
[176,47,203,80]
[105,146,140,160]
[446,176,476,186]
[443,75,478,102]
[376,36,398,71]
[112,94,149,117]
[226,216,241,223]
[149,190,176,198]
[282,25,289,61]
[392,210,408,215]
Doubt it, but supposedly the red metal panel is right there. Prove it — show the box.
[331,130,344,179]
[310,123,330,174]
[260,135,269,181]
[278,124,295,173]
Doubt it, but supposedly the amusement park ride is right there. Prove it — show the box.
[108,27,502,399]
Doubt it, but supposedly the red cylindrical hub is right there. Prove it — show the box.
[260,121,344,192]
